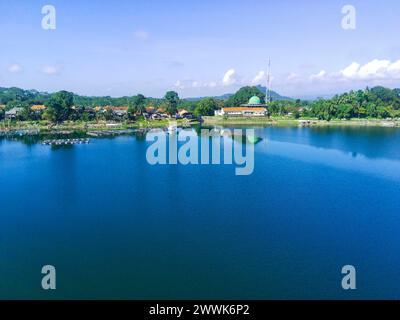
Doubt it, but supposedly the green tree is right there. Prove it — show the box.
[45,91,74,122]
[194,98,218,116]
[358,106,367,118]
[104,109,115,121]
[42,108,56,122]
[366,103,377,118]
[337,103,353,119]
[377,106,391,118]
[20,105,34,121]
[226,86,265,107]
[6,100,28,111]
[370,86,398,103]
[164,91,179,115]
[178,100,198,113]
[129,94,146,115]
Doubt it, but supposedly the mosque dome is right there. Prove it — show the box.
[248,96,261,105]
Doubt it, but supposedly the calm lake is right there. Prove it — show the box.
[1,126,400,299]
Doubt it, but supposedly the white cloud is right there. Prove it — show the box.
[134,30,149,40]
[310,70,327,81]
[252,70,266,85]
[222,68,237,86]
[172,58,400,96]
[339,59,400,80]
[358,59,391,79]
[167,59,400,97]
[8,63,23,73]
[41,65,60,75]
[340,62,360,78]
[388,60,400,77]
[274,58,400,96]
[173,68,265,93]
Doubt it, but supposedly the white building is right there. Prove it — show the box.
[215,96,268,117]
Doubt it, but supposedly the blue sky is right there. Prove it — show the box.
[0,0,399,98]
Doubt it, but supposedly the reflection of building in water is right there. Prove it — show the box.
[215,96,268,117]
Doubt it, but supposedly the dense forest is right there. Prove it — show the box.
[225,85,400,120]
[305,86,400,120]
[1,85,400,122]
[0,87,165,109]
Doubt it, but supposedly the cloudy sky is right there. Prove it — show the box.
[0,0,399,98]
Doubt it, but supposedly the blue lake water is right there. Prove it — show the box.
[1,126,400,299]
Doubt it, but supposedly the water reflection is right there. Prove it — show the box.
[254,126,400,161]
[0,129,148,149]
[258,139,400,182]
[1,126,399,160]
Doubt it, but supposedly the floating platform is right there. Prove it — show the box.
[42,138,90,146]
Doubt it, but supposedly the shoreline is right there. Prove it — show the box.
[202,117,400,128]
[1,117,400,135]
[0,119,194,134]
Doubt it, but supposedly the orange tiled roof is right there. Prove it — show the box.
[31,105,46,111]
[223,107,266,112]
[103,106,128,111]
[178,109,189,115]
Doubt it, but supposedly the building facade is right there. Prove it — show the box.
[215,96,268,117]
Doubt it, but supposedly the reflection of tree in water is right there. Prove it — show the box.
[50,144,75,151]
[0,129,154,147]
[0,130,88,145]
[134,132,147,141]
[0,135,40,146]
[307,126,400,160]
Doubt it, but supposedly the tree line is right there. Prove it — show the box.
[0,86,224,122]
[1,85,400,122]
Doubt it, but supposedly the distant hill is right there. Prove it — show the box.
[185,93,233,102]
[255,85,293,101]
[185,86,292,102]
[291,94,334,101]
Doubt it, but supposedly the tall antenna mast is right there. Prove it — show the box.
[266,58,271,103]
